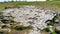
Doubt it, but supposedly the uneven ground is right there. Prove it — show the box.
[0,1,60,34]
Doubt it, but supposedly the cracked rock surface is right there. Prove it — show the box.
[3,5,56,34]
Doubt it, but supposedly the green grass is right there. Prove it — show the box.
[14,25,33,30]
[47,0,60,1]
[0,1,60,11]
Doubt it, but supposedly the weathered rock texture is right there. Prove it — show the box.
[3,5,56,34]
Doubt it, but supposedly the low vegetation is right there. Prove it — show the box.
[14,25,33,30]
[47,14,59,26]
[0,1,60,11]
[55,29,60,34]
